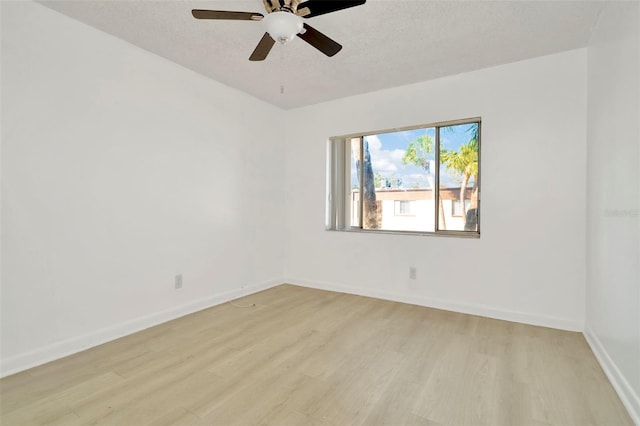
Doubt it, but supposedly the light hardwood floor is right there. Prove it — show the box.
[0,284,633,425]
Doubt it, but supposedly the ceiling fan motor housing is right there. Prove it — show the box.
[262,0,301,14]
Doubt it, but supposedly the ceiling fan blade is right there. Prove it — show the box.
[297,23,342,57]
[191,10,264,21]
[249,33,276,61]
[296,0,366,18]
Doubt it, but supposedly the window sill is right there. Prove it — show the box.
[326,228,480,239]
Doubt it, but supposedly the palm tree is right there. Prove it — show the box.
[440,139,478,223]
[403,135,434,172]
[352,138,379,229]
[402,135,446,228]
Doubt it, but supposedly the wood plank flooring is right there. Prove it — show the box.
[0,284,633,425]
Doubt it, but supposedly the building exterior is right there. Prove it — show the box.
[351,187,475,232]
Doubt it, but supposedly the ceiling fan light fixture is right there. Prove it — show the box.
[263,11,303,44]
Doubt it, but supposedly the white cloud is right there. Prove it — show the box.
[364,135,408,175]
[390,149,406,161]
[372,157,398,173]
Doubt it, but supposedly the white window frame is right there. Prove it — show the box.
[394,200,414,216]
[326,117,481,238]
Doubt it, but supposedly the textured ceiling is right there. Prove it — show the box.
[38,0,605,110]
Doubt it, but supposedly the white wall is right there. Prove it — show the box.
[585,1,640,422]
[1,1,285,375]
[284,49,588,331]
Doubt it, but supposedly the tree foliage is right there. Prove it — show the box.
[440,142,478,181]
[402,135,434,174]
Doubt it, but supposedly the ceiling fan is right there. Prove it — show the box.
[192,0,366,61]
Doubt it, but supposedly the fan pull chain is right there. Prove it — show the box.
[279,42,286,95]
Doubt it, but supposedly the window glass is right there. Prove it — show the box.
[438,123,479,231]
[350,138,360,227]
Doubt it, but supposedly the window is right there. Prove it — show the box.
[452,199,471,217]
[326,118,480,236]
[395,200,414,216]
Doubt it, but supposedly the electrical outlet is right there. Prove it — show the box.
[175,274,183,289]
[409,267,417,280]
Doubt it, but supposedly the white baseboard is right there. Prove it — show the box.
[0,279,281,378]
[284,277,583,332]
[584,327,640,425]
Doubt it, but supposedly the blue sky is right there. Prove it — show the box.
[351,123,477,189]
